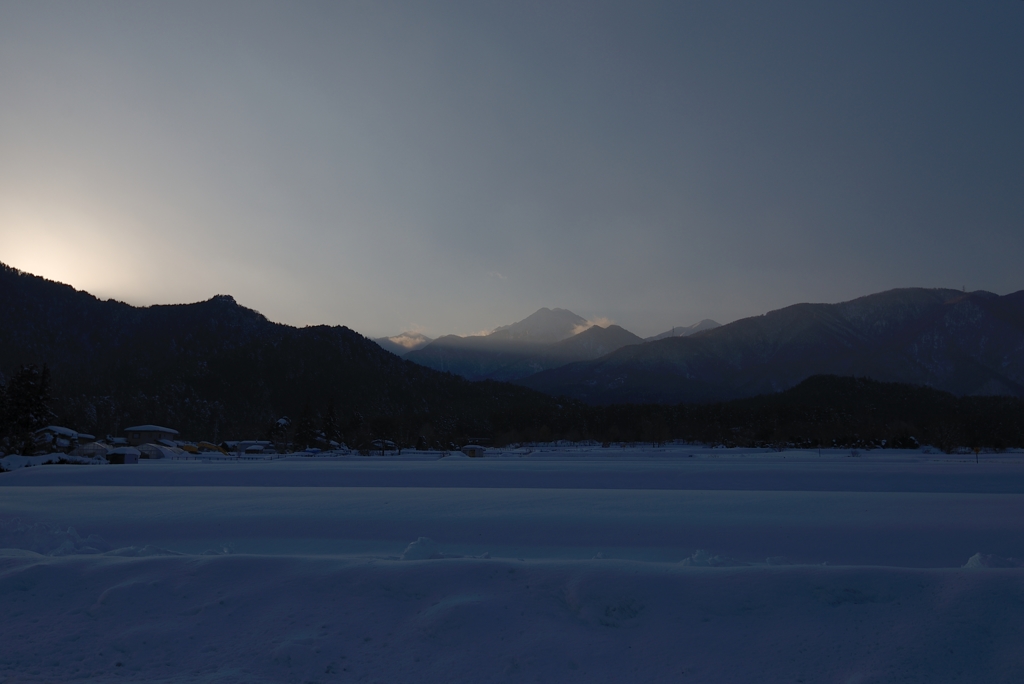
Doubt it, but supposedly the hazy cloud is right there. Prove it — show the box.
[572,317,616,336]
[384,332,431,350]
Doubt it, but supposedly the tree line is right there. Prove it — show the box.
[0,365,55,455]
[254,375,1024,454]
[3,368,1022,456]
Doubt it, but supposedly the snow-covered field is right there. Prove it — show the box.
[2,446,1023,682]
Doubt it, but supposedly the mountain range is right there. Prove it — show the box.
[518,288,1024,404]
[2,261,1022,449]
[402,308,647,381]
[645,319,721,341]
[396,308,720,382]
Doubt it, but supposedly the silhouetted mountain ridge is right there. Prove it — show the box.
[645,319,721,341]
[0,263,563,441]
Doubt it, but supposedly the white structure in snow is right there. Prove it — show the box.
[461,444,486,458]
[73,441,112,458]
[139,444,188,460]
[107,446,141,464]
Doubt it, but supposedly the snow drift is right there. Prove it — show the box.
[1,447,1022,682]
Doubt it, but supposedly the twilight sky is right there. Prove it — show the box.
[1,1,1022,338]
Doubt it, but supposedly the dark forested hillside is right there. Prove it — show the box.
[584,375,1024,452]
[0,263,565,443]
[2,265,1022,452]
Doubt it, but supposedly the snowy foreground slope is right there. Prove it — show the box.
[2,447,1024,683]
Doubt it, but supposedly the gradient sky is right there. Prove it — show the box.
[1,1,1022,338]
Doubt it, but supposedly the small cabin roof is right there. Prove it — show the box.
[124,425,179,435]
[37,425,78,438]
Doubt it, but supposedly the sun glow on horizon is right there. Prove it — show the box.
[0,199,327,327]
[0,202,143,300]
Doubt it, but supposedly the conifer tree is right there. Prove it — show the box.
[0,375,9,452]
[6,365,53,454]
[266,416,290,452]
[292,402,317,451]
[322,397,340,447]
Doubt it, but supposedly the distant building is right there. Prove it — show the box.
[223,440,272,455]
[461,444,486,458]
[123,424,179,447]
